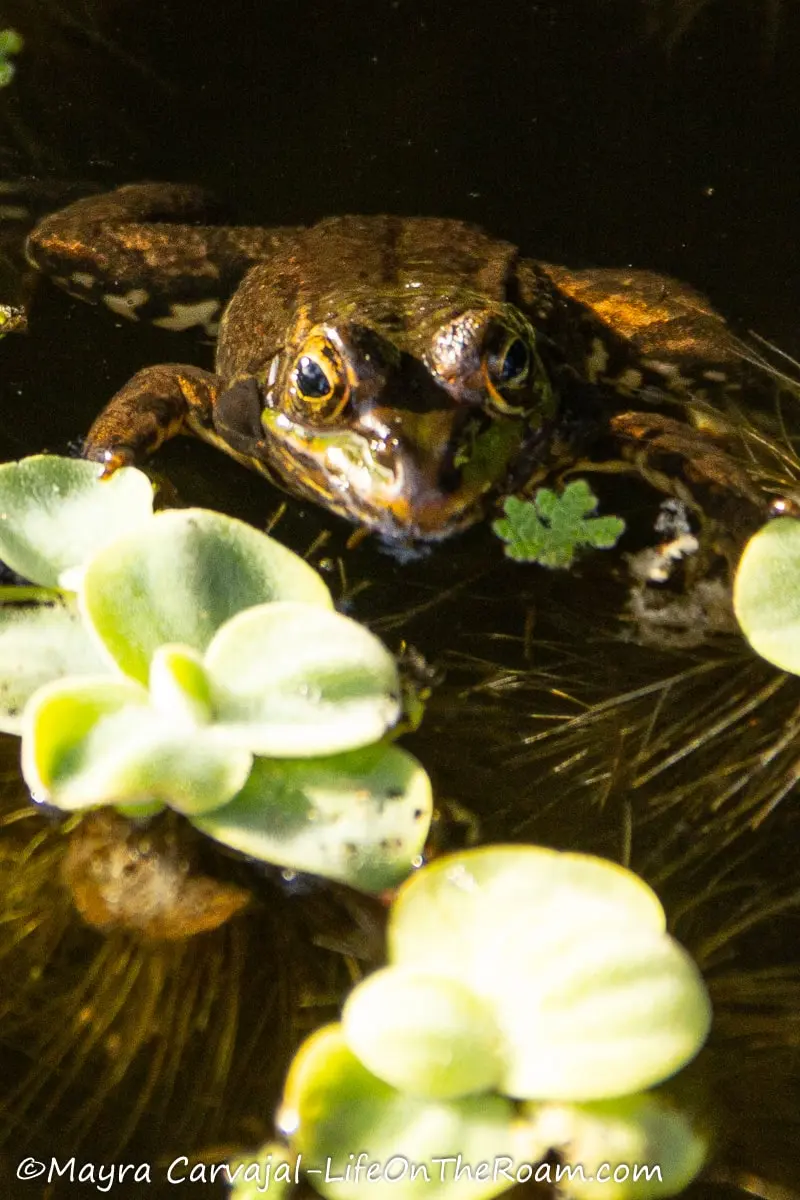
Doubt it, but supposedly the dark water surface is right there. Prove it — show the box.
[1,1,800,1197]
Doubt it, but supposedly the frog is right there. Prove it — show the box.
[24,182,767,543]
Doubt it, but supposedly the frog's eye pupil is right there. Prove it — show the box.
[498,338,529,384]
[296,356,331,399]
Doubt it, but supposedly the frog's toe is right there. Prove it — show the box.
[83,442,137,477]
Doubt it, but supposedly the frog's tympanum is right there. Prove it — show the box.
[25,184,765,541]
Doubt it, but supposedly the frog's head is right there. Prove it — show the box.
[214,271,556,541]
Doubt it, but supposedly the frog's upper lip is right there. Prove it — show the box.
[258,405,503,540]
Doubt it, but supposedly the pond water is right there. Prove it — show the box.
[1,1,800,1197]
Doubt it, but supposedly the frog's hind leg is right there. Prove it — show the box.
[531,261,762,404]
[84,363,220,472]
[516,262,777,528]
[25,183,297,335]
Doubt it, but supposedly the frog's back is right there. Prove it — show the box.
[286,214,516,296]
[216,214,519,381]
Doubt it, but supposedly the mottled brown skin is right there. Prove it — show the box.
[25,184,766,541]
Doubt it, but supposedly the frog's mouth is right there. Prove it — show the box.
[255,406,527,541]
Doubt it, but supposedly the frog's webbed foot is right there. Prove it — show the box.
[85,364,219,472]
[609,412,760,497]
[26,183,298,333]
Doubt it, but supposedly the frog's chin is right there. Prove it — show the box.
[295,464,488,542]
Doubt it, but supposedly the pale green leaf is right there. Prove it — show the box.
[22,675,149,805]
[523,1092,708,1198]
[0,601,114,734]
[0,455,153,588]
[342,967,505,1099]
[389,846,666,985]
[733,516,800,673]
[205,602,401,756]
[484,926,711,1100]
[386,847,708,1101]
[80,508,333,682]
[22,676,251,813]
[192,743,432,893]
[149,644,213,728]
[280,1024,526,1200]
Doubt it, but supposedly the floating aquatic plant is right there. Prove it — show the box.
[733,515,800,675]
[270,846,711,1200]
[0,29,22,88]
[492,481,625,567]
[0,455,432,892]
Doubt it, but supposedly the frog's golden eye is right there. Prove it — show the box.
[488,336,530,389]
[290,341,350,422]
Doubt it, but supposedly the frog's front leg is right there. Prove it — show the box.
[85,364,220,472]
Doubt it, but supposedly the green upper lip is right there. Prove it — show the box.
[258,404,524,540]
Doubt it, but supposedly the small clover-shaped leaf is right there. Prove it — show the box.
[493,482,625,568]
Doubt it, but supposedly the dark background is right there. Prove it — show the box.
[1,3,800,1196]
[3,0,800,471]
[4,0,800,342]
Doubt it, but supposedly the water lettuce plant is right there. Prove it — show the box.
[733,514,800,673]
[492,481,625,567]
[269,846,711,1200]
[0,29,22,88]
[0,455,432,892]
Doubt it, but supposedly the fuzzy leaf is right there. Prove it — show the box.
[523,1092,708,1198]
[280,1024,525,1200]
[192,743,432,893]
[22,676,251,813]
[205,602,401,757]
[389,845,666,985]
[0,455,154,588]
[342,967,505,1098]
[80,508,333,682]
[149,644,213,729]
[733,516,800,673]
[0,601,113,733]
[493,482,625,568]
[482,926,711,1101]
[387,847,709,1101]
